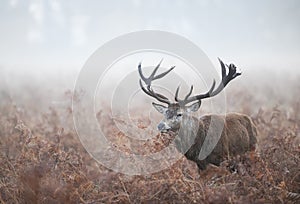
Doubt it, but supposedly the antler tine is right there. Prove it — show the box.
[138,62,147,82]
[139,80,170,104]
[208,59,241,97]
[174,85,194,106]
[138,60,175,105]
[149,58,163,80]
[174,58,240,106]
[185,86,194,100]
[175,80,216,106]
[175,85,180,101]
[154,66,175,80]
[139,60,175,86]
[220,58,227,79]
[193,80,216,100]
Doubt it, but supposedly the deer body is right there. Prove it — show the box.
[175,113,257,169]
[138,58,257,170]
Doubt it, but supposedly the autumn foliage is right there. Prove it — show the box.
[0,76,299,203]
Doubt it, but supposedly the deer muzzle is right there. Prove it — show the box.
[157,122,171,133]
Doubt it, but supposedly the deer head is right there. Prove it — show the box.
[138,59,241,133]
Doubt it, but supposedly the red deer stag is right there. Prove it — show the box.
[138,59,257,170]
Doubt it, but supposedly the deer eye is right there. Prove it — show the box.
[177,113,183,117]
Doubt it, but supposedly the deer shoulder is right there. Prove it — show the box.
[196,113,257,164]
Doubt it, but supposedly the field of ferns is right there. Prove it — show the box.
[0,70,299,203]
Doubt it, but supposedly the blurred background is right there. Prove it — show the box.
[1,0,300,110]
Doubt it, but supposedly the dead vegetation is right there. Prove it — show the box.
[0,81,300,203]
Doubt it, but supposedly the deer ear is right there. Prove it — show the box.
[186,101,201,112]
[152,102,167,114]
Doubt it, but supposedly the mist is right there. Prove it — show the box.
[1,0,300,112]
[1,0,300,69]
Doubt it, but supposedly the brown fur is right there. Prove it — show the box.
[175,113,257,170]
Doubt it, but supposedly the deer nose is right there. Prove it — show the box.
[157,123,165,131]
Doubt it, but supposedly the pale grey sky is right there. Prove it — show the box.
[1,0,300,72]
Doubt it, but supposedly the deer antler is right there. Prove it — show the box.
[138,60,175,105]
[175,58,241,106]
